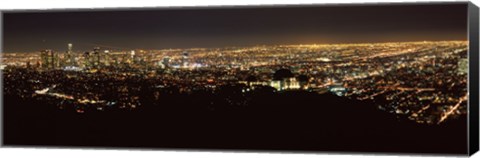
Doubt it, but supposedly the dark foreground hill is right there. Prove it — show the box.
[3,90,467,155]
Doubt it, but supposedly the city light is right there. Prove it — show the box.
[1,40,468,123]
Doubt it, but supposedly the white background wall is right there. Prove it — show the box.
[1,0,479,158]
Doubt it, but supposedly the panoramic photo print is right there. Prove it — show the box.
[1,2,472,155]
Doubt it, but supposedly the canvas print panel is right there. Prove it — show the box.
[1,3,469,154]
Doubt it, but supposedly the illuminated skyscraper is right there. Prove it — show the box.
[93,47,101,68]
[65,43,76,66]
[103,50,111,66]
[40,49,57,69]
[53,51,60,68]
[129,50,136,64]
[83,51,91,69]
[40,50,49,69]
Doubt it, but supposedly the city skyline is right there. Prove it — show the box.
[2,40,469,125]
[3,3,468,53]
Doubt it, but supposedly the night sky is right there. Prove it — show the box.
[2,3,468,53]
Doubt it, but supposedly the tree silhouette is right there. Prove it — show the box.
[273,68,294,81]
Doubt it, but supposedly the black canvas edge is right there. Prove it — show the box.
[0,9,4,148]
[0,1,475,157]
[468,1,480,156]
